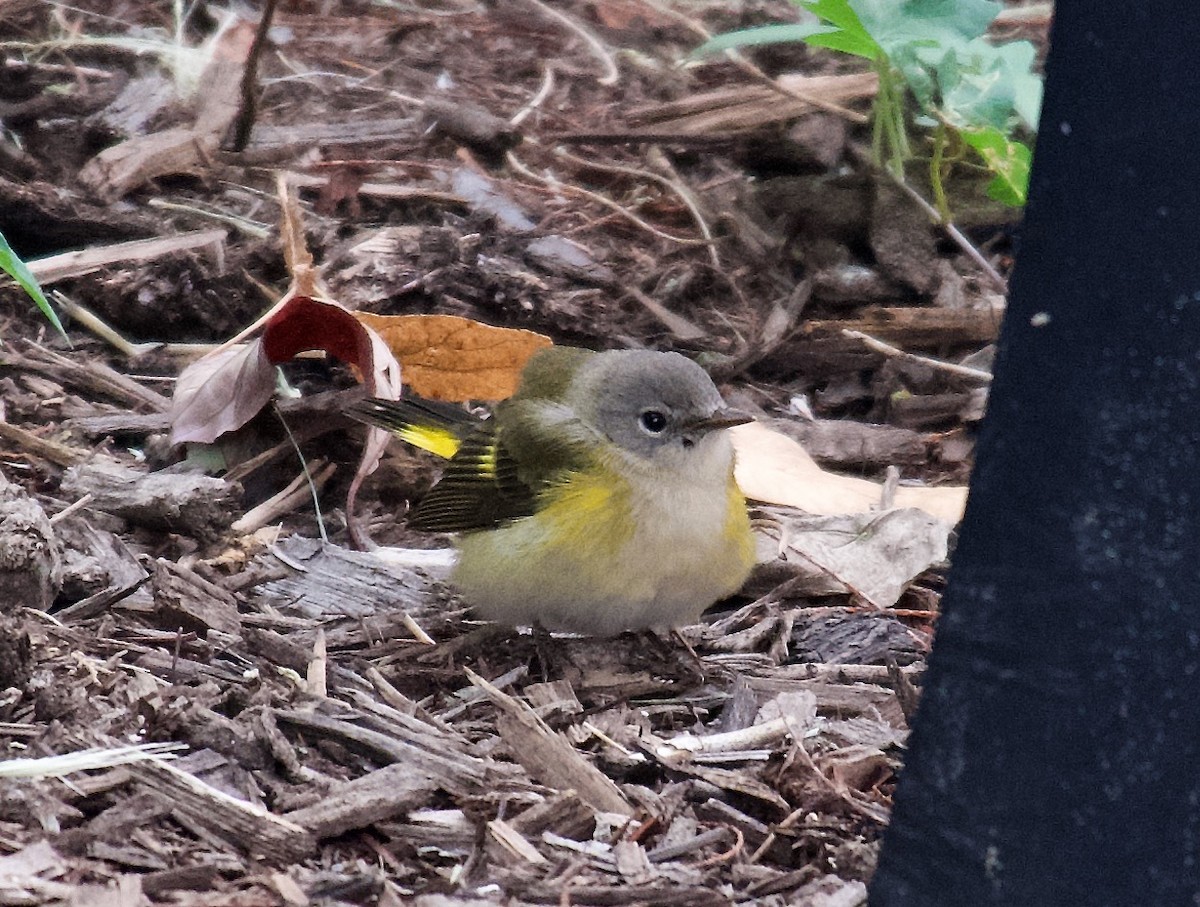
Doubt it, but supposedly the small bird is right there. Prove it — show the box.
[350,346,756,636]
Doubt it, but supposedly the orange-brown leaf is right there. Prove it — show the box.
[354,313,552,402]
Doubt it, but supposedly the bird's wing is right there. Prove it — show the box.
[410,399,596,533]
[407,421,535,531]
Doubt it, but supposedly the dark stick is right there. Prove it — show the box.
[228,0,280,152]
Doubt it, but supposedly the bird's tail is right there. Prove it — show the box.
[347,397,481,460]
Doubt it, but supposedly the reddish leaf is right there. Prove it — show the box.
[262,295,370,366]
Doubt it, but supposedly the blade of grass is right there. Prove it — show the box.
[0,230,68,341]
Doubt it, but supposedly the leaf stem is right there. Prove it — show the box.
[930,122,951,222]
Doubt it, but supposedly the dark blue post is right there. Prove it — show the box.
[870,3,1200,904]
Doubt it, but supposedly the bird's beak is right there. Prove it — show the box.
[685,409,755,433]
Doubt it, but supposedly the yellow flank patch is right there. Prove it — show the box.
[538,465,634,556]
[725,480,756,569]
[396,424,462,460]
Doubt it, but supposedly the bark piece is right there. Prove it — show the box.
[0,473,60,612]
[272,709,485,792]
[789,610,927,666]
[87,71,176,140]
[0,616,32,689]
[252,537,448,620]
[60,459,240,541]
[78,21,254,200]
[55,515,147,606]
[283,763,441,839]
[6,342,171,413]
[150,558,241,637]
[130,759,313,862]
[424,97,522,155]
[869,178,940,294]
[466,668,634,817]
[765,417,928,471]
[509,791,596,841]
[623,71,878,135]
[0,175,151,251]
[26,229,227,285]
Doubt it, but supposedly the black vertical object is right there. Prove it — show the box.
[870,3,1200,904]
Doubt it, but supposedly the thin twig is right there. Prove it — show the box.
[748,805,803,863]
[231,460,336,535]
[646,145,721,270]
[229,0,280,151]
[553,145,719,267]
[49,494,94,525]
[505,150,708,246]
[842,329,993,383]
[788,733,890,823]
[274,404,329,543]
[518,0,618,86]
[148,199,271,238]
[53,293,162,359]
[511,64,555,127]
[691,825,744,868]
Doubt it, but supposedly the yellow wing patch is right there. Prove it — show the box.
[395,423,463,460]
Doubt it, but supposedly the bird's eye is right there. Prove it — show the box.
[639,410,668,434]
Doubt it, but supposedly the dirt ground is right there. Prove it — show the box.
[0,1,1042,904]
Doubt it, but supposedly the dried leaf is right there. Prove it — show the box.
[757,509,949,608]
[278,171,317,297]
[731,421,967,523]
[167,177,404,547]
[169,341,276,444]
[354,312,552,401]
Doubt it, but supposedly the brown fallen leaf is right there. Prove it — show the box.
[730,421,967,524]
[169,341,277,445]
[354,312,552,402]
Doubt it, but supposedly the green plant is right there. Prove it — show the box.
[694,0,1041,212]
[0,229,67,340]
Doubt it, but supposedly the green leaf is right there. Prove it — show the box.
[852,0,1002,50]
[846,0,1042,130]
[935,38,1042,130]
[691,22,839,58]
[958,126,1031,206]
[0,230,67,340]
[795,0,880,58]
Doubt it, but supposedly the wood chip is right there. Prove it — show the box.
[130,759,313,862]
[487,818,548,865]
[284,763,441,839]
[61,459,241,542]
[465,668,634,817]
[150,558,241,637]
[26,230,227,284]
[78,22,256,199]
